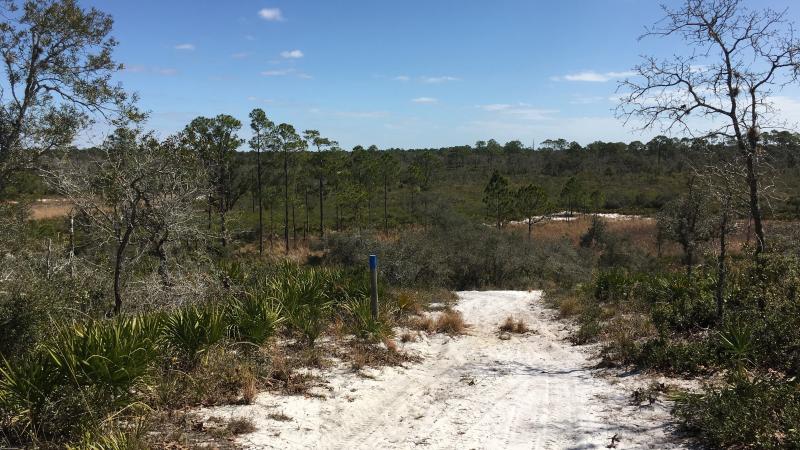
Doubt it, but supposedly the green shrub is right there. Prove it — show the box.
[227,292,282,346]
[0,352,61,440]
[341,293,395,341]
[637,337,716,374]
[322,216,592,291]
[45,316,160,400]
[592,269,633,303]
[67,422,149,450]
[161,305,226,364]
[674,374,800,449]
[269,263,333,346]
[573,303,603,344]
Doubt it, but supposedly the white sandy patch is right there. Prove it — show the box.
[508,211,651,225]
[202,291,686,449]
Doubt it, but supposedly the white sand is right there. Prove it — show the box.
[203,291,686,449]
[508,212,650,225]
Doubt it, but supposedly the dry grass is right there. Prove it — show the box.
[434,309,468,335]
[508,214,779,259]
[28,198,73,220]
[409,309,468,335]
[384,338,398,353]
[499,315,529,334]
[343,341,418,372]
[268,412,292,422]
[558,296,583,318]
[240,367,258,404]
[410,315,436,333]
[226,417,256,435]
[394,289,425,315]
[400,331,418,343]
[598,311,657,367]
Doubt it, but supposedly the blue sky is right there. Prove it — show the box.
[83,0,800,149]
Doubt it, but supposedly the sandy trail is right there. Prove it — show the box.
[204,291,686,449]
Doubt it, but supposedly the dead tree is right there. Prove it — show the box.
[617,0,800,257]
[48,128,206,314]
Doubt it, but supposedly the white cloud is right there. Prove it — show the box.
[123,64,147,73]
[420,75,460,83]
[261,69,292,76]
[280,49,304,59]
[174,43,195,51]
[569,95,606,105]
[260,68,312,79]
[258,8,284,21]
[412,97,437,104]
[311,108,389,119]
[553,70,635,82]
[231,52,250,59]
[480,103,514,111]
[393,75,410,81]
[154,68,178,76]
[478,103,557,120]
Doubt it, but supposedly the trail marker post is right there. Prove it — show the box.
[369,254,378,321]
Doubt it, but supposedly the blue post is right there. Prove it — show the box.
[369,255,378,320]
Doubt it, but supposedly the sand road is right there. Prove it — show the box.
[205,291,686,449]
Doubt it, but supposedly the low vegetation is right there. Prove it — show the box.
[2,0,800,448]
[0,261,429,447]
[499,315,530,334]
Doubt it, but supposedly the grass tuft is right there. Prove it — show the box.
[499,315,530,334]
[434,309,467,335]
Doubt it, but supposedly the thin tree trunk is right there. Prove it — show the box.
[220,209,227,248]
[113,222,135,315]
[69,211,75,279]
[319,176,324,238]
[304,186,309,241]
[283,150,289,255]
[257,146,263,255]
[383,175,388,235]
[292,196,297,249]
[716,207,729,320]
[207,197,212,230]
[685,246,693,279]
[269,198,274,251]
[745,153,766,256]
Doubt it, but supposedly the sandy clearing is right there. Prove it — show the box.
[202,291,687,449]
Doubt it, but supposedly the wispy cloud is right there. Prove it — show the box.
[231,52,250,59]
[261,69,292,76]
[258,8,284,21]
[569,95,606,105]
[420,75,460,83]
[552,70,635,82]
[247,96,275,104]
[412,97,437,104]
[260,68,312,79]
[280,49,303,59]
[174,43,195,51]
[478,103,558,120]
[480,103,515,111]
[393,75,459,83]
[155,68,178,76]
[310,108,389,119]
